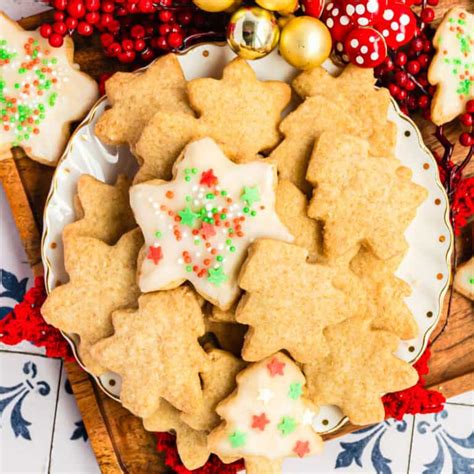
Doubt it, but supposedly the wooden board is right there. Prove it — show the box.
[0,5,472,472]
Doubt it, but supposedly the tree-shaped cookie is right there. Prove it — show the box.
[428,8,474,125]
[208,352,323,474]
[90,287,207,417]
[0,13,98,165]
[64,174,135,245]
[350,247,418,339]
[303,316,418,425]
[307,131,427,259]
[95,53,191,147]
[133,58,291,183]
[129,137,293,310]
[236,239,363,363]
[41,228,142,374]
[269,65,397,191]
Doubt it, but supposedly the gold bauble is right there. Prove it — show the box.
[279,16,332,70]
[227,7,280,60]
[256,0,298,12]
[278,0,299,15]
[193,0,236,13]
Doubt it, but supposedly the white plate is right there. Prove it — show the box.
[42,44,452,436]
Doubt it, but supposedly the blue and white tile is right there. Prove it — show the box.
[445,390,474,407]
[49,372,100,473]
[0,352,61,473]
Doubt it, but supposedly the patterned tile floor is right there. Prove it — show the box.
[0,4,473,471]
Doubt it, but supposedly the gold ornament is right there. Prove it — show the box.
[227,7,280,60]
[256,0,298,12]
[193,0,236,13]
[278,0,299,15]
[279,16,331,70]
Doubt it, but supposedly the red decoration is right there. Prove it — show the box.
[382,345,445,419]
[322,1,354,42]
[200,222,216,239]
[343,0,387,27]
[200,169,218,188]
[155,432,244,474]
[374,3,416,48]
[344,26,387,67]
[293,440,311,458]
[251,413,270,431]
[0,276,74,361]
[301,0,325,19]
[266,357,285,377]
[147,245,163,265]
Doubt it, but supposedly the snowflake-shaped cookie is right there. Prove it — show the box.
[130,137,293,309]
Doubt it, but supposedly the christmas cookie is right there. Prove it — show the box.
[208,352,323,474]
[303,316,418,425]
[428,8,474,125]
[270,64,397,191]
[0,13,98,165]
[64,174,135,245]
[90,287,207,417]
[453,257,473,300]
[95,53,191,148]
[133,58,291,183]
[236,239,363,363]
[307,131,427,259]
[129,137,293,310]
[42,228,142,375]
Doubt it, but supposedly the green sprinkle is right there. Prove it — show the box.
[229,246,236,252]
[207,266,228,286]
[288,382,303,400]
[243,207,249,213]
[185,168,191,174]
[228,431,246,448]
[278,417,297,436]
[185,195,192,202]
[250,210,257,216]
[186,265,192,272]
[225,239,232,245]
[216,256,223,262]
[179,206,199,226]
[221,190,227,196]
[206,193,215,200]
[14,83,20,89]
[220,213,227,220]
[241,185,261,206]
[191,167,198,174]
[185,176,191,182]
[155,231,162,238]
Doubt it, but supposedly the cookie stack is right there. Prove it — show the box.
[42,54,428,473]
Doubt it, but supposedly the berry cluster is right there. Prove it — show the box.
[459,100,474,147]
[39,0,227,63]
[374,0,438,119]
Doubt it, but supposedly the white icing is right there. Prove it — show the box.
[0,15,98,164]
[130,138,293,309]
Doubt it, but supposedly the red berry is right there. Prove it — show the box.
[134,39,146,51]
[49,33,64,47]
[141,48,155,61]
[421,7,435,23]
[101,33,114,47]
[459,132,473,147]
[384,58,394,71]
[159,24,171,36]
[167,32,183,49]
[131,25,145,39]
[418,54,430,69]
[138,0,155,13]
[418,95,429,109]
[178,11,193,26]
[397,89,407,101]
[160,0,173,5]
[107,42,122,56]
[78,21,93,35]
[411,38,423,52]
[126,2,138,13]
[67,0,86,19]
[159,10,173,23]
[407,60,420,75]
[169,23,182,34]
[427,0,438,5]
[388,84,400,96]
[65,17,78,29]
[39,24,53,38]
[53,0,67,11]
[85,0,101,11]
[395,71,408,87]
[86,12,100,24]
[122,39,134,51]
[108,20,121,33]
[422,39,432,53]
[407,95,417,110]
[395,52,407,66]
[100,13,113,27]
[155,35,169,50]
[101,1,115,13]
[466,100,474,114]
[53,21,67,35]
[405,79,415,91]
[460,113,473,127]
[53,11,65,22]
[118,50,136,63]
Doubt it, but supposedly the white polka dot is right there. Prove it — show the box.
[358,17,369,26]
[327,2,334,9]
[340,15,350,25]
[391,21,399,31]
[361,45,368,53]
[350,38,359,48]
[356,55,364,64]
[346,4,355,15]
[355,4,365,14]
[396,32,405,42]
[367,0,378,13]
[336,42,344,52]
[369,35,376,43]
[400,14,410,26]
[333,7,339,15]
[382,29,389,37]
[370,52,379,60]
[326,18,334,28]
[383,9,394,20]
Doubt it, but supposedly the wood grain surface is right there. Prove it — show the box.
[0,4,472,473]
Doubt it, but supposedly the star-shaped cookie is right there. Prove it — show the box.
[95,53,191,148]
[133,58,291,183]
[129,138,293,310]
[0,13,98,165]
[236,239,363,363]
[269,65,397,191]
[307,131,427,259]
[303,316,418,425]
[64,174,135,245]
[90,287,207,417]
[41,228,142,375]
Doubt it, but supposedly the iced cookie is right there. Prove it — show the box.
[428,8,474,125]
[129,137,293,310]
[0,13,98,165]
[208,352,323,474]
